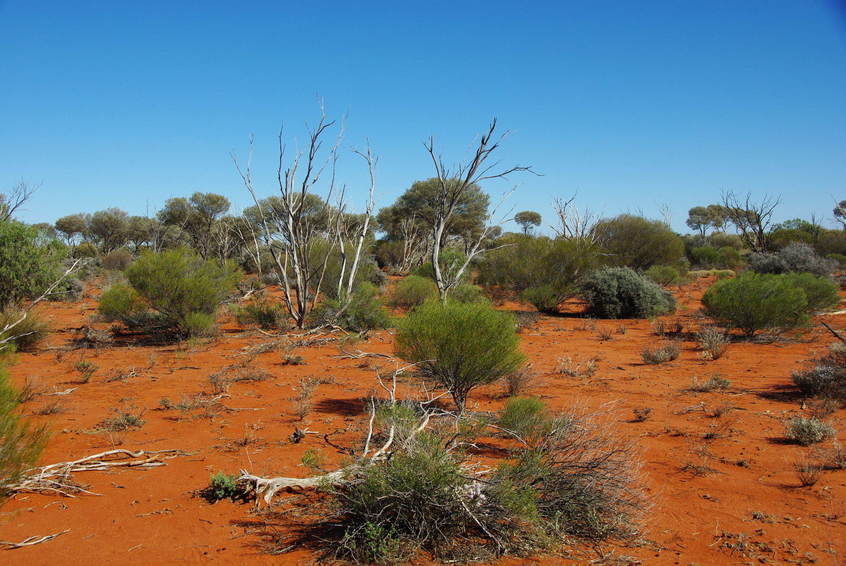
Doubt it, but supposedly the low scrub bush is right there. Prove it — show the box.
[395,301,524,411]
[644,264,682,286]
[203,471,248,503]
[98,248,240,337]
[0,220,64,309]
[581,267,676,319]
[689,375,731,392]
[702,272,809,336]
[308,283,389,331]
[641,341,680,364]
[521,285,561,314]
[390,275,438,308]
[47,277,84,302]
[792,348,846,403]
[448,283,488,305]
[231,295,288,330]
[785,417,836,446]
[696,326,729,360]
[748,242,836,277]
[0,366,48,502]
[0,309,49,352]
[101,248,133,271]
[782,273,840,312]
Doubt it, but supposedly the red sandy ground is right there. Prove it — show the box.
[1,277,845,566]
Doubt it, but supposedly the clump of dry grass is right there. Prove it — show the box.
[503,367,536,397]
[696,326,729,361]
[558,355,599,378]
[641,341,680,364]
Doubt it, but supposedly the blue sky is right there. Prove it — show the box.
[2,0,845,233]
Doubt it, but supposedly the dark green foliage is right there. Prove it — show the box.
[0,366,48,502]
[98,248,240,336]
[413,248,468,284]
[644,264,682,286]
[182,312,217,337]
[498,397,550,442]
[204,472,247,502]
[231,294,288,330]
[0,220,64,309]
[702,273,808,336]
[309,283,390,331]
[390,275,438,308]
[477,235,603,313]
[782,273,840,312]
[521,285,561,314]
[514,210,542,234]
[827,253,846,267]
[395,301,524,411]
[581,267,676,319]
[595,215,685,270]
[448,284,489,305]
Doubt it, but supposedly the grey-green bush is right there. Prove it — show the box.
[581,267,676,319]
[390,275,438,308]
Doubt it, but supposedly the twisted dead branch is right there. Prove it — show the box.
[0,529,69,550]
[7,449,188,498]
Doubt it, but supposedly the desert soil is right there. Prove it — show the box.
[2,277,844,565]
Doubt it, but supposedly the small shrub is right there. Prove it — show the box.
[702,273,809,336]
[644,264,682,286]
[785,417,836,446]
[632,407,652,422]
[782,273,840,312]
[689,375,731,392]
[794,459,822,487]
[183,311,217,338]
[0,309,49,352]
[74,359,98,383]
[231,295,288,330]
[581,267,676,319]
[390,275,438,308]
[696,327,729,360]
[641,341,680,364]
[48,277,84,302]
[748,242,836,277]
[503,367,535,397]
[596,327,613,341]
[0,366,48,502]
[309,283,389,331]
[101,248,133,271]
[793,362,846,403]
[206,472,245,502]
[99,407,145,431]
[558,355,599,378]
[449,283,489,305]
[521,285,562,314]
[0,220,64,309]
[395,301,525,411]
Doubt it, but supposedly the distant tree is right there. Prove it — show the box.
[55,213,89,245]
[514,210,542,234]
[158,192,231,258]
[686,205,728,235]
[126,216,159,251]
[87,208,130,253]
[834,200,846,230]
[594,214,684,270]
[721,191,780,253]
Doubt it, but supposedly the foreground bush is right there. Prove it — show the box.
[0,366,48,502]
[327,404,643,562]
[395,301,524,411]
[581,267,676,319]
[0,309,49,352]
[785,417,836,446]
[390,275,438,308]
[99,248,240,336]
[702,273,809,336]
[0,220,64,309]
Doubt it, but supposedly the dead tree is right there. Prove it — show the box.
[721,191,780,253]
[0,181,37,222]
[233,108,342,328]
[550,194,600,243]
[424,119,534,301]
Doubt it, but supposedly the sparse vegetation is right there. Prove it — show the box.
[696,326,729,360]
[785,417,835,446]
[641,341,680,364]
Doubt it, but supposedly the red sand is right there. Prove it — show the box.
[2,278,844,565]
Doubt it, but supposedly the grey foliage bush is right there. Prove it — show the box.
[748,242,836,277]
[581,267,676,319]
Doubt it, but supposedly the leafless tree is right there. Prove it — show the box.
[233,107,377,327]
[550,194,600,243]
[721,191,781,252]
[0,181,37,222]
[424,119,534,300]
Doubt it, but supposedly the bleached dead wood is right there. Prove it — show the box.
[7,449,188,498]
[0,529,69,550]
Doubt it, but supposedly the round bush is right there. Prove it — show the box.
[702,273,808,336]
[521,285,561,314]
[395,301,525,411]
[644,264,682,286]
[101,248,133,271]
[308,283,389,331]
[390,275,438,308]
[581,267,676,319]
[0,220,64,309]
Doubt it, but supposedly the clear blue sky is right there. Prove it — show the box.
[2,0,845,233]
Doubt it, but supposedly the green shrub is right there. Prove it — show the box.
[782,273,840,312]
[99,248,240,337]
[0,309,49,352]
[594,214,685,270]
[521,285,561,314]
[581,267,676,319]
[702,273,809,336]
[205,472,245,502]
[644,265,682,286]
[395,301,525,411]
[390,275,438,308]
[0,220,64,309]
[498,397,550,443]
[309,283,389,331]
[0,366,48,502]
[827,253,846,267]
[449,283,489,304]
[477,235,603,312]
[785,417,836,446]
[413,248,468,284]
[231,295,288,330]
[101,248,133,271]
[182,312,217,337]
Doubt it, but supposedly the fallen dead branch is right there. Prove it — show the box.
[0,529,70,550]
[335,348,397,361]
[7,449,189,497]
